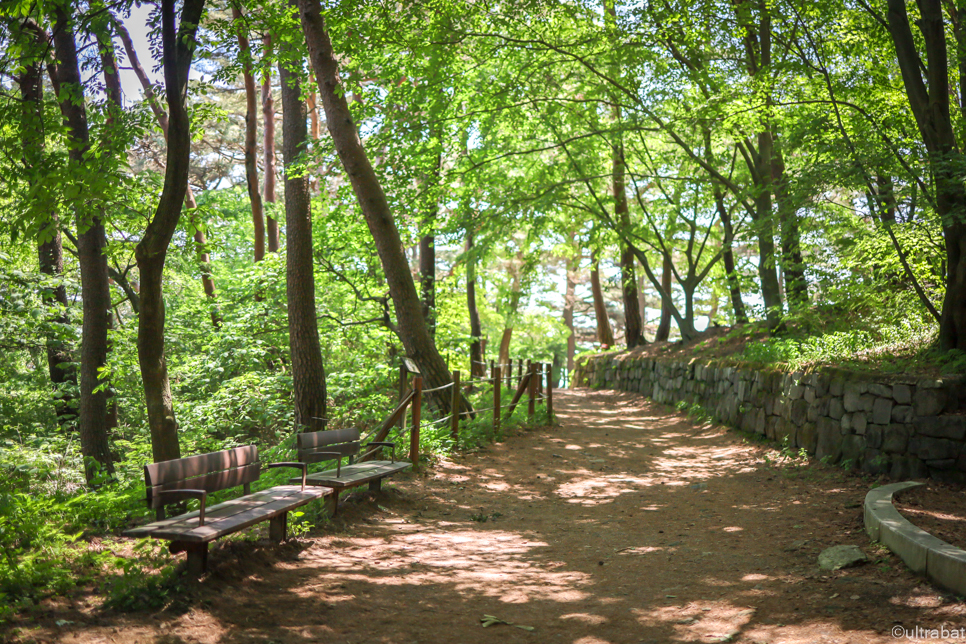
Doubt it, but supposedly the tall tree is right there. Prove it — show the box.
[233,5,265,262]
[886,0,966,350]
[297,0,465,413]
[262,37,280,253]
[134,0,206,463]
[604,0,645,348]
[465,232,486,378]
[114,16,220,327]
[590,250,615,347]
[18,19,75,427]
[51,2,114,481]
[278,42,327,431]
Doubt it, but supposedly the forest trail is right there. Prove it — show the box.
[33,389,965,644]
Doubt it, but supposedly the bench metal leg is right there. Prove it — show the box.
[324,492,338,517]
[183,542,208,576]
[368,478,382,492]
[269,512,287,542]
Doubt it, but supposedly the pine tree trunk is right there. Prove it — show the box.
[279,54,327,431]
[134,0,207,463]
[233,7,265,262]
[52,6,114,481]
[262,37,280,253]
[296,0,464,414]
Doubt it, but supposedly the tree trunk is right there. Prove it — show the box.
[96,18,122,435]
[713,188,749,324]
[307,87,320,193]
[114,15,220,326]
[498,328,513,368]
[565,249,578,371]
[134,0,207,464]
[590,250,615,347]
[637,272,647,336]
[233,6,265,262]
[654,253,673,341]
[752,131,785,330]
[296,0,465,414]
[887,0,966,350]
[466,233,485,378]
[262,37,280,253]
[875,174,898,225]
[616,155,644,348]
[419,225,436,337]
[604,0,644,349]
[772,140,807,309]
[52,6,114,481]
[279,53,327,431]
[19,24,75,427]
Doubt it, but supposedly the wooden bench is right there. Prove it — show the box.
[290,428,411,515]
[124,445,324,574]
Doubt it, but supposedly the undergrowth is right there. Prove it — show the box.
[0,378,552,623]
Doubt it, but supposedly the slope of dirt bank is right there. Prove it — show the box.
[8,389,965,644]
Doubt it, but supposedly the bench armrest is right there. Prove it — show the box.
[362,441,396,463]
[156,489,208,526]
[266,462,308,490]
[301,452,344,477]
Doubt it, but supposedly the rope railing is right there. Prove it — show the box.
[382,357,555,466]
[421,381,454,394]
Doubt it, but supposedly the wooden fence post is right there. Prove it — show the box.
[493,365,501,435]
[546,363,553,423]
[450,370,461,444]
[517,359,523,386]
[398,364,408,432]
[527,362,536,422]
[410,377,422,471]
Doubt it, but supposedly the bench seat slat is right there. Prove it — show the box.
[125,486,323,543]
[131,486,299,531]
[145,486,313,533]
[290,461,411,488]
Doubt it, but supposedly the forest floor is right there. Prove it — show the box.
[9,388,966,644]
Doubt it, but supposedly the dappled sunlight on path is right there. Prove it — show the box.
[29,389,966,644]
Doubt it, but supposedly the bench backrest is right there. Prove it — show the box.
[296,428,360,464]
[144,445,261,510]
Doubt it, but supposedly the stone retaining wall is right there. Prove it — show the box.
[572,354,966,483]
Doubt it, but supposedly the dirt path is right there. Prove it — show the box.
[15,389,966,644]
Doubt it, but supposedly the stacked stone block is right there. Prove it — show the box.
[572,354,966,484]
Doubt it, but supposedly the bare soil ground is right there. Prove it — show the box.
[9,389,966,644]
[894,484,966,551]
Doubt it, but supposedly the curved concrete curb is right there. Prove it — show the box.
[864,481,966,597]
